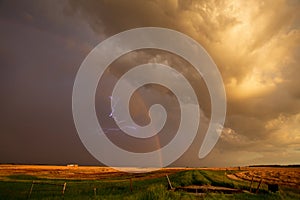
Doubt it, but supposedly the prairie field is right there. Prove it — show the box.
[232,167,300,189]
[0,164,299,199]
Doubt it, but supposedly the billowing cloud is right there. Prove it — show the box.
[68,0,300,166]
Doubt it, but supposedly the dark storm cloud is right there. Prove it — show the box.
[0,0,100,165]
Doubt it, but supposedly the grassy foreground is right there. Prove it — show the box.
[0,169,299,200]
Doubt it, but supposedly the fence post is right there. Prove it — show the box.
[62,182,67,196]
[27,181,34,199]
[249,176,254,192]
[255,179,263,194]
[166,175,174,190]
[130,178,133,192]
[94,187,97,198]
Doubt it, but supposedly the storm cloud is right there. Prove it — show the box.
[0,0,299,167]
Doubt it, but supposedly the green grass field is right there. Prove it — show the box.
[0,170,299,200]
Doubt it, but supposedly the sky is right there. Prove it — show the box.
[0,0,299,167]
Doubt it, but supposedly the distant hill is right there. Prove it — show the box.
[249,164,300,168]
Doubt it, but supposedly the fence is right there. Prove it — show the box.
[27,181,67,199]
